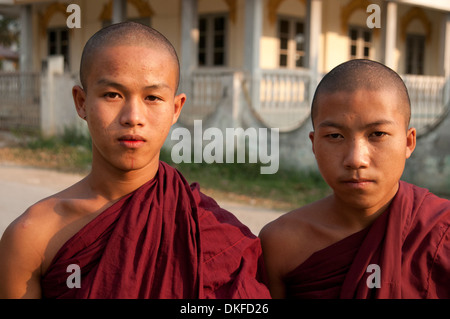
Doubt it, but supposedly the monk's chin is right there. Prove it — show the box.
[347,195,394,215]
[118,161,144,172]
[335,190,384,208]
[116,157,160,173]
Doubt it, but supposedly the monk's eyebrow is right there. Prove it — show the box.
[96,78,171,90]
[317,120,344,129]
[317,119,396,129]
[364,120,397,127]
[96,79,125,90]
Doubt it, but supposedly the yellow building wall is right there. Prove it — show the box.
[31,0,183,75]
[27,0,447,76]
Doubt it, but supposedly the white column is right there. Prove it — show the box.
[244,0,263,110]
[41,56,64,136]
[442,13,450,78]
[180,0,198,95]
[112,0,126,24]
[383,1,398,69]
[19,4,32,72]
[441,13,450,104]
[305,0,322,99]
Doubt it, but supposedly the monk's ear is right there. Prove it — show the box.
[172,93,186,125]
[405,127,416,159]
[73,85,87,121]
[309,131,316,154]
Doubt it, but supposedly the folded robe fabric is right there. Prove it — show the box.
[284,181,450,299]
[41,161,270,299]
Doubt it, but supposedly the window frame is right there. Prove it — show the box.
[198,13,228,67]
[405,33,425,75]
[277,15,306,69]
[47,27,70,68]
[348,26,373,60]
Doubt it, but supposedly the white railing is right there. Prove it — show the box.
[179,68,314,131]
[178,68,235,125]
[258,71,449,135]
[258,68,313,131]
[402,74,449,136]
[0,72,41,131]
[176,68,450,136]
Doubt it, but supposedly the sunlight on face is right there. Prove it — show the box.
[310,89,416,211]
[74,45,185,173]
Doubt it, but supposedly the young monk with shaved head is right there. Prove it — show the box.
[0,22,270,299]
[260,59,450,299]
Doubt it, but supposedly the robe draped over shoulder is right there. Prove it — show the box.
[41,161,270,299]
[284,181,450,299]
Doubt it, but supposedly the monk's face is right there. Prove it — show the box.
[309,89,416,211]
[73,44,185,172]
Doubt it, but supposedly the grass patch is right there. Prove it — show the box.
[160,147,331,211]
[0,128,92,174]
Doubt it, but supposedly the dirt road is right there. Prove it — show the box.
[0,163,284,238]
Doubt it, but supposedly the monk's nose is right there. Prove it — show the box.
[120,97,145,127]
[343,139,370,170]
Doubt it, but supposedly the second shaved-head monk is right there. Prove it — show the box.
[260,59,450,299]
[0,22,270,299]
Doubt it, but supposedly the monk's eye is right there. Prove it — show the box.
[370,131,388,138]
[146,95,162,102]
[326,133,343,139]
[103,92,121,100]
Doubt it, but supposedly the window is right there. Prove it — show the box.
[278,17,305,68]
[198,14,227,67]
[47,28,69,67]
[405,34,425,75]
[349,27,372,59]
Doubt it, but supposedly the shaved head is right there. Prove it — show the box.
[80,22,180,92]
[311,59,411,129]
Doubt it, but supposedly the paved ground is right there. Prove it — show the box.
[0,163,284,238]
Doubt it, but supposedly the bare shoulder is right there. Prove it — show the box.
[1,194,61,256]
[259,199,330,298]
[0,184,75,262]
[261,197,331,238]
[1,180,86,258]
[259,211,301,257]
[261,197,339,271]
[0,195,61,298]
[0,177,98,298]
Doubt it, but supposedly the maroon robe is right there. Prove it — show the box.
[41,161,270,299]
[284,181,450,299]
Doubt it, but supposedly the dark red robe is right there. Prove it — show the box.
[41,161,270,299]
[284,181,450,299]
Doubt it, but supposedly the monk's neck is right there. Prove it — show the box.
[328,193,395,232]
[87,155,160,201]
[326,182,400,231]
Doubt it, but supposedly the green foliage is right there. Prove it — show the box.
[9,127,93,173]
[160,147,330,210]
[25,127,91,150]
